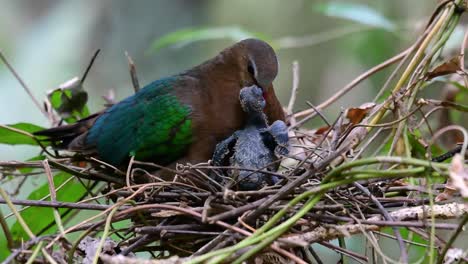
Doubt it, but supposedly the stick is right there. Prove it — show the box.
[125,51,140,93]
[0,51,47,118]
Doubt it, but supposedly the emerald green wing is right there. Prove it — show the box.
[86,77,193,165]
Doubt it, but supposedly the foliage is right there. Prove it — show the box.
[314,1,396,31]
[47,77,90,124]
[10,172,88,240]
[0,123,46,146]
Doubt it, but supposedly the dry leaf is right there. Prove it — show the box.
[391,179,408,187]
[314,125,331,135]
[308,125,333,145]
[435,184,457,202]
[427,56,461,79]
[345,102,376,124]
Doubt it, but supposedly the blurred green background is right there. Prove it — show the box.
[2,1,463,262]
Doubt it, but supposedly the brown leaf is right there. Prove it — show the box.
[345,102,376,124]
[391,179,408,187]
[308,125,333,145]
[435,185,457,202]
[314,126,331,135]
[426,56,462,79]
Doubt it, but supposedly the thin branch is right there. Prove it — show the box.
[125,51,140,93]
[437,213,468,264]
[353,182,408,263]
[0,51,47,118]
[282,202,467,245]
[43,160,67,240]
[319,241,368,263]
[459,27,468,88]
[293,47,411,120]
[81,49,101,84]
[287,60,300,115]
[0,210,14,250]
[0,188,35,239]
[0,198,117,210]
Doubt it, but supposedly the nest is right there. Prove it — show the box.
[1,1,468,263]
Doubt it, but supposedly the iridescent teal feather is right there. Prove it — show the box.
[86,77,193,165]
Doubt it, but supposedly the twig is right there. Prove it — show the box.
[368,3,456,127]
[0,198,119,210]
[135,224,206,234]
[305,246,323,264]
[287,61,299,116]
[81,49,101,84]
[0,188,35,239]
[0,209,14,249]
[437,213,468,264]
[0,188,57,263]
[46,184,153,249]
[429,125,468,159]
[121,203,306,263]
[43,160,67,240]
[432,144,465,162]
[208,197,268,222]
[290,101,330,129]
[373,231,434,248]
[92,206,119,264]
[319,241,368,263]
[126,156,136,193]
[244,142,349,223]
[0,51,47,118]
[372,16,435,103]
[3,174,76,220]
[48,159,125,184]
[282,203,467,245]
[307,213,457,229]
[120,234,150,256]
[293,47,411,120]
[353,182,408,263]
[125,51,140,93]
[25,241,45,264]
[2,236,53,264]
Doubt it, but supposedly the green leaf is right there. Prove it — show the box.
[0,155,46,260]
[378,137,393,156]
[10,172,88,242]
[48,77,89,123]
[149,26,272,53]
[0,225,10,261]
[449,80,468,93]
[407,132,428,159]
[0,123,46,146]
[314,2,396,31]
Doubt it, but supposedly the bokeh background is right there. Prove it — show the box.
[1,1,464,262]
